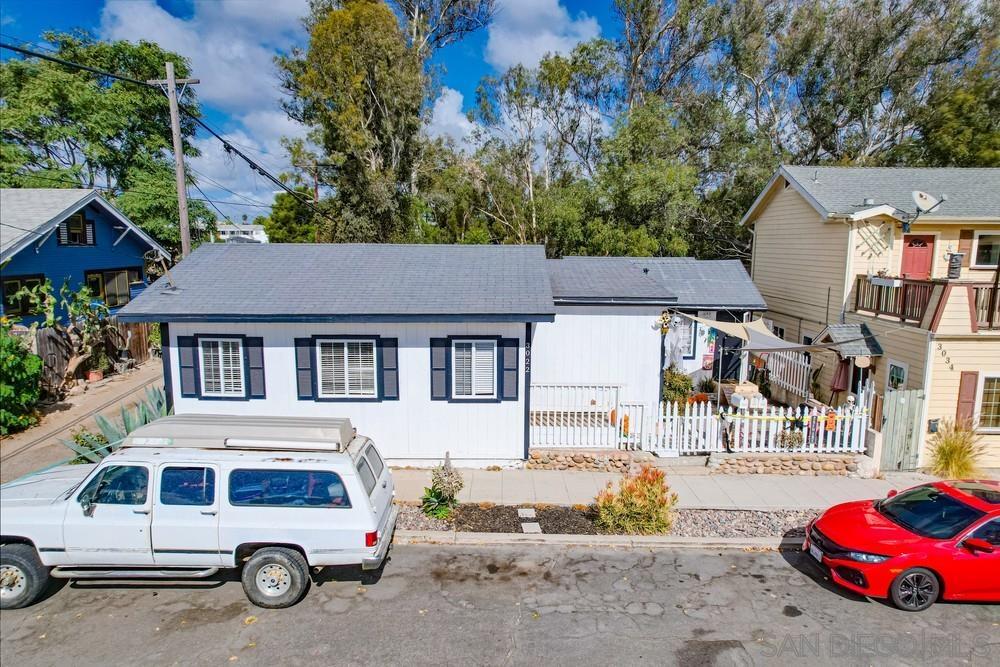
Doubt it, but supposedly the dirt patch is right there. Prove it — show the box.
[452,505,522,533]
[536,506,599,534]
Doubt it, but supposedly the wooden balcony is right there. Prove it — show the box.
[853,275,935,323]
[973,285,1000,330]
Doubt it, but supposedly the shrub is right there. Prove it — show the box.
[431,451,464,500]
[595,465,678,535]
[0,319,43,435]
[421,452,464,519]
[927,420,985,479]
[662,365,693,404]
[697,377,717,394]
[67,428,111,464]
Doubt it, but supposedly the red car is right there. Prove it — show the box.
[803,479,1000,611]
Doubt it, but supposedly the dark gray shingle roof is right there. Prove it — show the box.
[547,257,766,309]
[118,244,555,322]
[782,166,1000,219]
[818,323,884,357]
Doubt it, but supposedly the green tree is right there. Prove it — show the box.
[0,32,212,255]
[261,188,318,243]
[280,0,425,242]
[907,48,1000,167]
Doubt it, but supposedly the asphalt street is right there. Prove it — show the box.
[1,545,997,666]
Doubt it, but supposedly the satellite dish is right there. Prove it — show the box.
[855,356,871,369]
[912,191,940,213]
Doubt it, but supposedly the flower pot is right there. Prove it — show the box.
[87,369,104,382]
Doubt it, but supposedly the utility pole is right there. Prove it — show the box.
[148,62,199,258]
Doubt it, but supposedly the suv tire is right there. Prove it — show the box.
[889,567,939,612]
[0,543,50,610]
[241,547,310,609]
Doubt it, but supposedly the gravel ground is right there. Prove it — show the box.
[671,508,819,538]
[396,502,819,538]
[396,503,453,531]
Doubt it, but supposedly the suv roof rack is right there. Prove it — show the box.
[121,414,356,452]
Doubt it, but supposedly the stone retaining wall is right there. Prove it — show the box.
[526,449,654,473]
[707,453,877,478]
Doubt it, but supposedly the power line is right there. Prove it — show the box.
[186,165,274,208]
[3,171,274,209]
[0,41,331,224]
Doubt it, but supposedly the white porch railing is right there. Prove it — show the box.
[530,383,624,448]
[652,401,868,456]
[763,350,811,401]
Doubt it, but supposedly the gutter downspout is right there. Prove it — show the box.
[841,220,857,324]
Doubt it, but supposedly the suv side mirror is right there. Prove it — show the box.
[886,489,898,498]
[963,538,994,554]
[79,489,97,517]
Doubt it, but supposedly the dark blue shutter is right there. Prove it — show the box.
[245,337,266,399]
[430,338,449,400]
[499,338,519,401]
[294,338,314,400]
[177,336,198,397]
[379,338,399,400]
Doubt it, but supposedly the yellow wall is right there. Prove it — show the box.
[924,337,1000,468]
[849,220,1000,282]
[751,183,850,329]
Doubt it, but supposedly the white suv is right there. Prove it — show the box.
[0,415,397,609]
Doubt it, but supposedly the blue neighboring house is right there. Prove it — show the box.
[1,188,169,322]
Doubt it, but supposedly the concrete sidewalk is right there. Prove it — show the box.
[391,467,935,510]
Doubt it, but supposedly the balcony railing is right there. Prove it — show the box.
[973,285,1000,330]
[853,275,934,323]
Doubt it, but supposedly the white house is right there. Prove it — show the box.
[215,222,268,244]
[118,244,764,465]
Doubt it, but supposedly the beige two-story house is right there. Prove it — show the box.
[743,166,1000,470]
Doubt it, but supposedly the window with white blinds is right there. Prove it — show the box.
[199,338,244,397]
[317,340,376,398]
[452,340,496,398]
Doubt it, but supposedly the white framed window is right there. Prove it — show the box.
[317,339,377,398]
[886,359,908,391]
[199,338,244,397]
[675,319,697,359]
[978,374,1000,431]
[971,232,1000,269]
[452,339,496,399]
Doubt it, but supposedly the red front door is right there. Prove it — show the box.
[901,235,934,280]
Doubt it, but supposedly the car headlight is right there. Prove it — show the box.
[845,551,890,563]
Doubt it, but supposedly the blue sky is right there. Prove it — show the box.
[1,0,616,218]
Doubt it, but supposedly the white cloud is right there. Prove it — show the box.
[98,0,310,219]
[485,0,600,71]
[427,87,476,147]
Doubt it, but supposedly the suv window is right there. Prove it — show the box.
[228,469,350,508]
[80,465,148,505]
[160,467,216,506]
[364,446,384,478]
[357,459,377,495]
[970,519,1000,546]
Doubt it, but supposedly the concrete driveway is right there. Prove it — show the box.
[2,545,997,666]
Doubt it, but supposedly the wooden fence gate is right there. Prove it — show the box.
[880,388,924,471]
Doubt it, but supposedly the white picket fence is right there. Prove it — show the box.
[653,401,868,456]
[530,383,624,448]
[763,350,812,401]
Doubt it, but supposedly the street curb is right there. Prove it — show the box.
[393,529,802,551]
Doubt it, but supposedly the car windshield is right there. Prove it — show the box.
[877,485,985,539]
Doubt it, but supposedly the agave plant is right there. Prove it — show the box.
[60,386,171,463]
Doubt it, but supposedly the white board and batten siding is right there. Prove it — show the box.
[166,322,527,466]
[531,306,664,409]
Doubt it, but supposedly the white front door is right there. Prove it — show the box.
[63,463,154,565]
[152,464,223,566]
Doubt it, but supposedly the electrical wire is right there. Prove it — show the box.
[2,171,274,209]
[0,41,331,223]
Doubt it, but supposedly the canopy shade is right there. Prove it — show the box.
[677,313,882,355]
